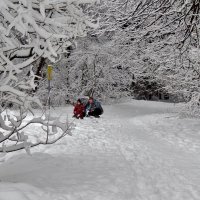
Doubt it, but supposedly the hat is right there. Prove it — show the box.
[77,99,81,103]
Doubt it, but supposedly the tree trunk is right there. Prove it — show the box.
[34,57,46,92]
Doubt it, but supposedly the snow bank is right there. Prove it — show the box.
[0,182,49,200]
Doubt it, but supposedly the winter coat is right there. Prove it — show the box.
[73,103,85,118]
[85,100,103,114]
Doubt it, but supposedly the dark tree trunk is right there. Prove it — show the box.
[33,57,46,92]
[36,57,46,79]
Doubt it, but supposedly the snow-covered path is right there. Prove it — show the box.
[1,100,200,200]
[106,102,200,199]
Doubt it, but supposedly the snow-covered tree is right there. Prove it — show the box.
[35,33,133,104]
[32,0,200,112]
[93,0,200,103]
[0,0,98,152]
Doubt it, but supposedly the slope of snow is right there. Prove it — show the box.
[0,100,200,200]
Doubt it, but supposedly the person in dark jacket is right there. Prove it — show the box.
[73,99,85,119]
[85,97,103,118]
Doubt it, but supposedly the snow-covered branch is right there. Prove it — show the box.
[0,0,98,153]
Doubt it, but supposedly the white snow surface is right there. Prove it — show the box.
[1,100,200,200]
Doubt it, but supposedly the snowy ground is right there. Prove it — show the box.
[1,100,200,200]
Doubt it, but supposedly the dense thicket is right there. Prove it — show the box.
[36,1,200,110]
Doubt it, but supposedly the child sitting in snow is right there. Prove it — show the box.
[73,99,85,119]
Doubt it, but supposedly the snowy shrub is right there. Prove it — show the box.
[180,93,200,118]
[0,0,98,152]
[36,35,133,104]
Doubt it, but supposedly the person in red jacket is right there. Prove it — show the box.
[73,99,85,119]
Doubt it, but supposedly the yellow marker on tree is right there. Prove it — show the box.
[47,65,53,80]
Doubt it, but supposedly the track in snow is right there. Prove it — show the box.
[1,101,200,200]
